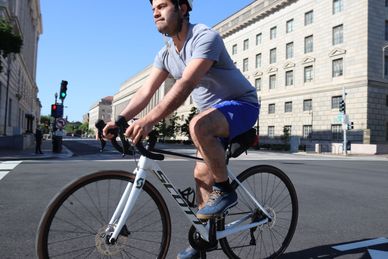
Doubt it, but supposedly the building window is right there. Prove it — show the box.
[331,124,342,141]
[268,126,275,138]
[305,10,313,26]
[285,70,294,86]
[385,56,388,76]
[270,48,277,64]
[303,125,312,139]
[333,0,344,14]
[286,42,294,59]
[286,19,294,33]
[268,103,276,114]
[386,21,388,41]
[386,122,388,141]
[256,33,262,45]
[255,53,262,68]
[255,78,262,91]
[304,66,313,82]
[270,26,277,40]
[331,95,342,109]
[243,58,249,72]
[243,39,249,51]
[333,24,343,45]
[304,35,313,53]
[332,58,343,77]
[303,99,312,111]
[269,74,276,89]
[285,101,292,113]
[232,44,237,55]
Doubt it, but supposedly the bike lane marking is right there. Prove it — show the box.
[332,237,388,258]
[0,161,22,180]
[368,249,388,259]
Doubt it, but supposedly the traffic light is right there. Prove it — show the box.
[348,122,354,130]
[59,80,68,100]
[339,99,346,113]
[51,104,63,118]
[51,104,58,117]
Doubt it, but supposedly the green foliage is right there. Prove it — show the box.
[39,115,51,134]
[0,19,23,73]
[155,119,168,142]
[166,112,179,138]
[281,126,291,144]
[180,106,198,140]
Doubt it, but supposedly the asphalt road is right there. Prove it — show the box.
[0,139,387,258]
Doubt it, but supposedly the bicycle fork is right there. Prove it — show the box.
[107,166,147,243]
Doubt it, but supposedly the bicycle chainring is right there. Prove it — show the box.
[95,224,129,256]
[188,225,217,252]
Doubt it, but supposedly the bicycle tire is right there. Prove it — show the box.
[219,165,298,259]
[36,170,171,259]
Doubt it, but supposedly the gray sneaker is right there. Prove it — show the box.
[177,246,199,259]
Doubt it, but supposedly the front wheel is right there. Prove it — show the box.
[219,165,298,258]
[36,170,171,258]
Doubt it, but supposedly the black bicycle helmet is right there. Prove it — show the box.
[149,0,193,11]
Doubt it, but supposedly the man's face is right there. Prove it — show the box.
[151,0,181,35]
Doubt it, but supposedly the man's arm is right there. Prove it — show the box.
[144,58,214,124]
[127,58,214,143]
[103,66,168,138]
[119,66,169,120]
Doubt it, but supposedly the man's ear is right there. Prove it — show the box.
[179,3,188,17]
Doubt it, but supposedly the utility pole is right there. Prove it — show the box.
[341,86,347,155]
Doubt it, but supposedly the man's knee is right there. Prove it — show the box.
[189,109,228,141]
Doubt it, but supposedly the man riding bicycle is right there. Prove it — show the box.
[104,0,259,257]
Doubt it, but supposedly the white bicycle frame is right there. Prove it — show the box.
[107,154,273,243]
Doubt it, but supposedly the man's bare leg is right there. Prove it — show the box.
[190,108,237,219]
[194,158,212,209]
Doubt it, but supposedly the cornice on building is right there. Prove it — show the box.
[213,0,297,38]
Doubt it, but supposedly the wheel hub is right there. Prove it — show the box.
[95,224,129,256]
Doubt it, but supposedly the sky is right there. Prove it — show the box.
[36,0,254,122]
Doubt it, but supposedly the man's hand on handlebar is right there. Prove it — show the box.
[125,117,154,144]
[102,121,117,140]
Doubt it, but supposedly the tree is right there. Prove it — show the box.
[0,19,23,73]
[155,119,168,142]
[40,115,51,134]
[166,112,179,139]
[281,126,291,144]
[180,106,198,141]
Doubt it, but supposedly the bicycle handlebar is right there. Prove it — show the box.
[95,117,165,160]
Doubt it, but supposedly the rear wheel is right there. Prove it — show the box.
[36,170,171,258]
[219,165,298,258]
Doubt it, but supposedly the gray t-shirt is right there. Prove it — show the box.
[153,23,258,111]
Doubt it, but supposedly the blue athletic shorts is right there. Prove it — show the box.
[212,100,260,143]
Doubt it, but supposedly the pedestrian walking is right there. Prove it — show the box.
[35,127,44,154]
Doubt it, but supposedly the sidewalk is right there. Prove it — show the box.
[0,139,73,161]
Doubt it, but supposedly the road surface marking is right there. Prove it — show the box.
[368,249,388,259]
[332,237,388,251]
[0,161,22,180]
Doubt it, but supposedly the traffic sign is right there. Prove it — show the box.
[56,118,66,129]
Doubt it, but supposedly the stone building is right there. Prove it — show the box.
[112,0,388,152]
[88,96,113,134]
[213,0,388,152]
[0,0,42,149]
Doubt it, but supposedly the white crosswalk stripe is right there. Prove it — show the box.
[0,161,22,180]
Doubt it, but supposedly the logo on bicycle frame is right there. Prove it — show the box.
[136,178,144,189]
